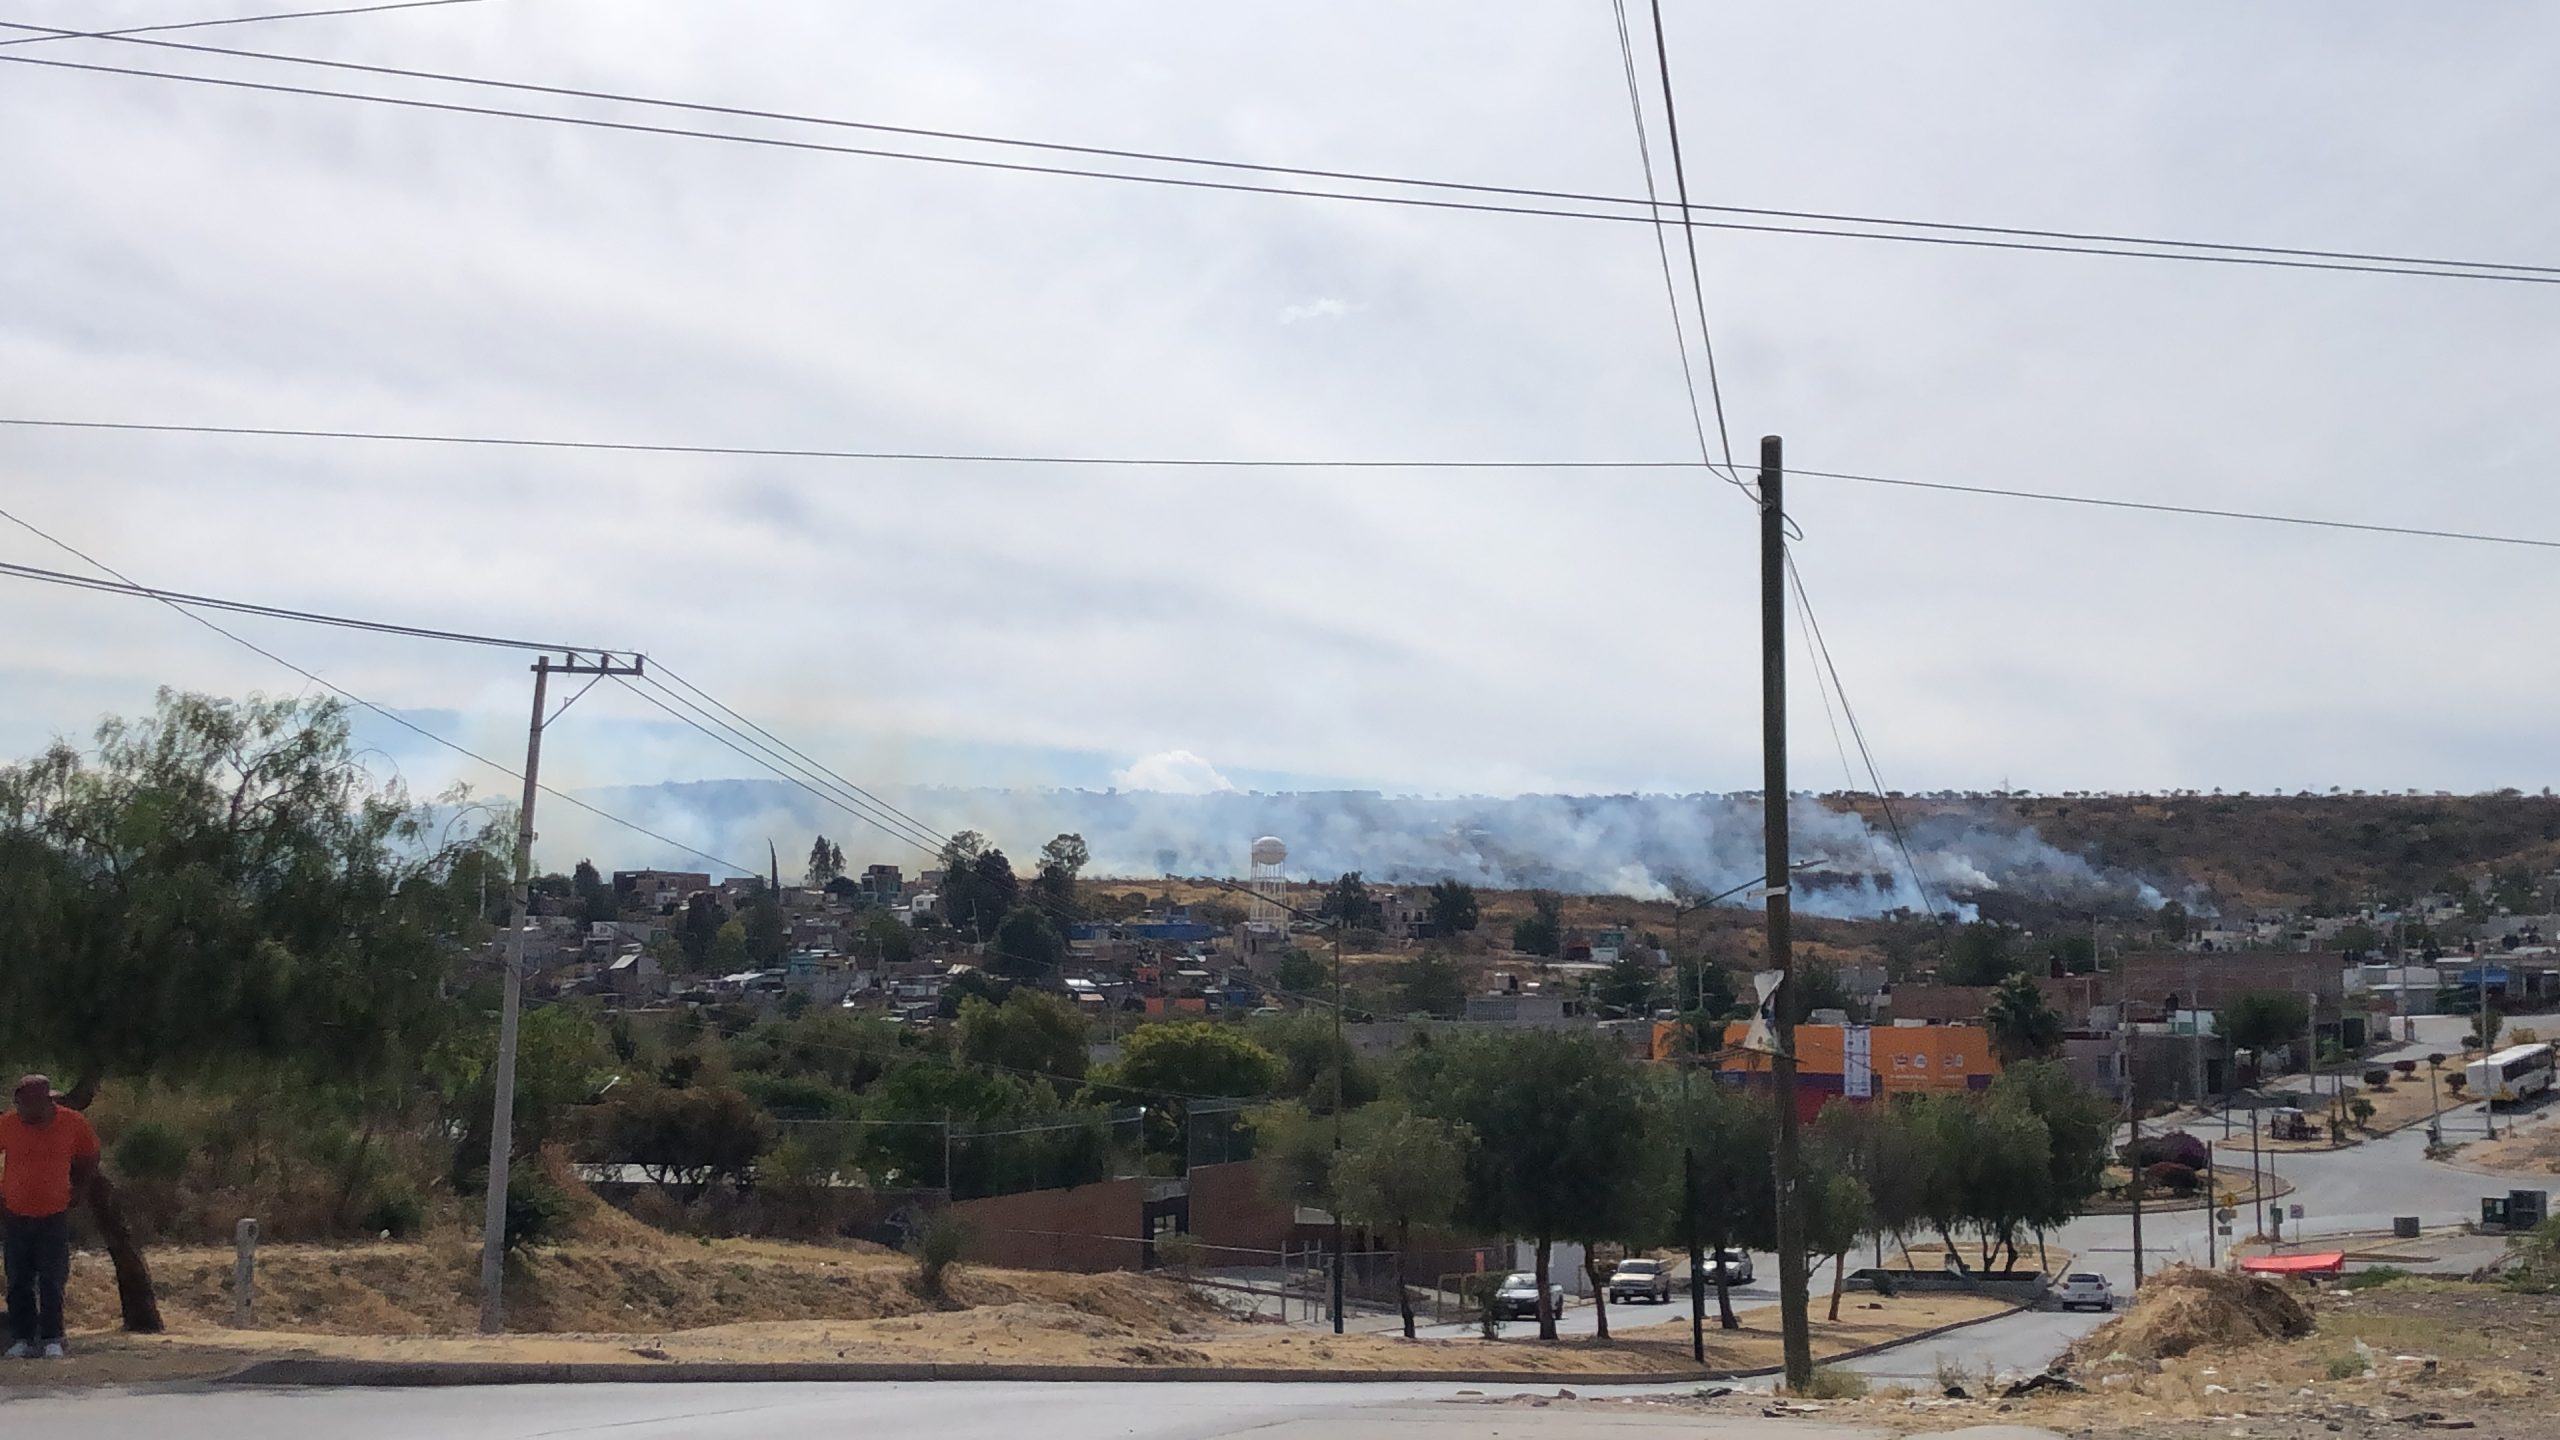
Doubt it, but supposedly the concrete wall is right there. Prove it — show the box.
[1185,1160,1300,1260]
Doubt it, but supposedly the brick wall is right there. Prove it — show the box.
[1185,1160,1298,1259]
[948,1176,1147,1272]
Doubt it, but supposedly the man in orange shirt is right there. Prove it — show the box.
[0,1075,99,1360]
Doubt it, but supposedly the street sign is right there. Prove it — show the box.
[2218,1223,2234,1236]
[2290,1203,2305,1220]
[2219,1190,2240,1207]
[2215,1207,2236,1223]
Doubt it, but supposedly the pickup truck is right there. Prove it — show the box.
[1607,1257,1672,1303]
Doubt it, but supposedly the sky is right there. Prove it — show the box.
[8,0,2560,872]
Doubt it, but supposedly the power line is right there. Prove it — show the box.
[648,661,951,857]
[10,22,2560,286]
[1781,546,1943,920]
[16,414,2560,552]
[9,45,2560,286]
[0,508,743,877]
[0,0,494,49]
[1642,0,1738,480]
[1605,0,1719,479]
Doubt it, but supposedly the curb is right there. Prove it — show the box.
[213,1301,2032,1389]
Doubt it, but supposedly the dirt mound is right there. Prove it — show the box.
[2072,1265,2313,1361]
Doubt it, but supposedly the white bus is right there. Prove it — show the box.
[2465,1043,2556,1105]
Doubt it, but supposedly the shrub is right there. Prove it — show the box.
[2364,1069,2390,1088]
[2447,1075,2469,1096]
[2349,1098,2377,1129]
[2326,1353,2366,1381]
[2145,1161,2201,1195]
[359,1185,426,1239]
[2515,1027,2542,1045]
[1798,1366,1869,1400]
[2339,1265,2408,1291]
[1152,1231,1206,1273]
[2394,1060,2420,1077]
[911,1211,972,1304]
[2124,1130,2209,1171]
[111,1121,191,1184]
[502,1168,571,1253]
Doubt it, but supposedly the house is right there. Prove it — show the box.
[1374,890,1430,944]
[613,870,711,915]
[1713,1022,1997,1119]
[784,950,858,1007]
[605,947,664,1000]
[860,864,905,903]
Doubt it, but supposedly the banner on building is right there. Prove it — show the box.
[1843,1024,1872,1098]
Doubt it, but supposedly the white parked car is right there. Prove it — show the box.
[2054,1272,2114,1312]
[1494,1272,1567,1319]
[1608,1257,1673,1304]
[1707,1248,1755,1286]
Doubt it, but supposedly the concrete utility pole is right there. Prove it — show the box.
[480,651,644,1334]
[1760,436,1813,1393]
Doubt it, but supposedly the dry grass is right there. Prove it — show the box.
[2068,1265,2311,1362]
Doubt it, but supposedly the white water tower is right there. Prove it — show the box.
[1249,836,1288,926]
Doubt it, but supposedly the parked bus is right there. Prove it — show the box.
[2464,1043,2556,1105]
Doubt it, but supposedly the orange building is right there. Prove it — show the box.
[1651,1021,1999,1114]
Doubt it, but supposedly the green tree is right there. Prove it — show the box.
[1033,833,1089,918]
[956,989,1089,1081]
[1404,1029,1649,1341]
[806,835,845,889]
[1512,891,1564,958]
[1990,1059,2116,1235]
[1397,951,1469,1019]
[592,1083,773,1198]
[677,892,727,972]
[744,884,789,965]
[1983,973,2065,1064]
[572,858,618,926]
[1595,954,1660,1017]
[2217,991,2312,1067]
[1675,960,1740,1026]
[2333,923,2379,959]
[988,905,1066,981]
[858,906,916,966]
[711,916,751,973]
[1785,958,1854,1023]
[936,968,1016,1020]
[1090,1022,1281,1152]
[1658,1075,1774,1331]
[2157,900,2191,943]
[1274,947,1326,997]
[1941,921,2023,986]
[1334,1102,1474,1338]
[0,691,480,1331]
[1426,879,1480,939]
[2045,933,2097,974]
[1247,1009,1379,1113]
[1317,872,1383,930]
[937,832,1020,940]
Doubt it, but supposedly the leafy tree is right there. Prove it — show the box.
[1033,833,1089,918]
[1426,880,1481,939]
[1990,1059,2115,1234]
[572,858,618,926]
[1940,921,2023,986]
[937,832,1020,940]
[2333,923,2379,960]
[711,916,751,973]
[1675,960,1740,1027]
[956,989,1090,1081]
[1595,954,1660,1017]
[1317,872,1383,930]
[1248,1009,1379,1113]
[2045,933,2097,974]
[743,884,789,965]
[1090,1022,1280,1152]
[677,892,727,972]
[2156,900,2191,943]
[1274,947,1326,997]
[2217,991,2312,1066]
[806,835,845,889]
[1512,891,1564,958]
[988,905,1066,981]
[1333,1102,1474,1338]
[936,968,1017,1020]
[1397,951,1469,1019]
[592,1083,772,1197]
[1658,1075,1774,1331]
[1984,973,2065,1064]
[1785,958,1853,1022]
[858,906,916,966]
[1404,1029,1649,1341]
[0,691,480,1331]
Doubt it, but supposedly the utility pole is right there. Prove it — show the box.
[2481,961,2499,1140]
[479,651,644,1335]
[1760,436,1813,1393]
[2127,1026,2145,1290]
[1331,917,1346,1336]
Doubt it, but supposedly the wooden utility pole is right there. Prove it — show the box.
[1331,917,1346,1335]
[1760,436,1813,1392]
[480,651,645,1334]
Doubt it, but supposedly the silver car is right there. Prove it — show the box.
[1494,1271,1567,1319]
[2054,1272,2113,1312]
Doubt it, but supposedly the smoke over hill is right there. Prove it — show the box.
[566,782,2173,920]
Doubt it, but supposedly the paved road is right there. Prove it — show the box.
[9,1380,1950,1440]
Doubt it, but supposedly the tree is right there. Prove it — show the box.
[988,905,1066,981]
[743,884,789,965]
[1333,1102,1474,1338]
[1033,833,1089,918]
[1991,1059,2116,1238]
[1274,947,1326,997]
[593,1084,773,1197]
[937,832,1020,940]
[711,916,751,974]
[2157,900,2191,943]
[1658,1076,1774,1331]
[1404,1029,1649,1341]
[2045,933,2097,974]
[1317,872,1382,930]
[1512,891,1564,958]
[1090,1022,1280,1152]
[1984,973,2065,1064]
[1425,880,1480,939]
[1675,960,1739,1026]
[935,967,1016,1021]
[1941,921,2023,986]
[806,835,845,889]
[1248,1009,1379,1113]
[0,691,481,1331]
[858,906,916,966]
[2217,991,2312,1067]
[956,989,1089,1081]
[1397,951,1469,1018]
[2333,923,2379,960]
[572,858,618,926]
[1785,958,1853,1023]
[677,892,727,972]
[1595,954,1659,1017]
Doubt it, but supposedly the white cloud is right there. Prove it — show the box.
[1112,750,1237,795]
[1279,297,1358,324]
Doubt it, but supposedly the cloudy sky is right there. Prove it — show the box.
[8,0,2560,860]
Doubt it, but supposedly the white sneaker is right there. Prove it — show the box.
[40,1342,63,1360]
[3,1342,30,1360]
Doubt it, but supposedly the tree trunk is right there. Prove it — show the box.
[1712,1238,1738,1330]
[63,1082,164,1333]
[1583,1251,1610,1341]
[1827,1251,1845,1322]
[1685,1201,1707,1361]
[1535,1236,1556,1341]
[1395,1222,1415,1340]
